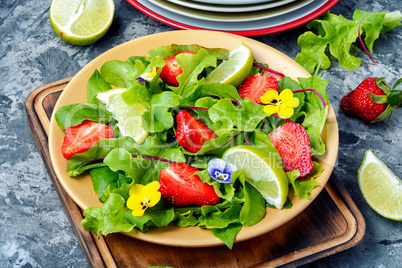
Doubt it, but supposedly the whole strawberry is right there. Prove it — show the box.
[340,77,402,126]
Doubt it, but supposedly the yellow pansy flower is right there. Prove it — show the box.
[260,89,300,119]
[138,67,157,82]
[127,181,161,217]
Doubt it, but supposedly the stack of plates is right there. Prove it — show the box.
[126,0,339,36]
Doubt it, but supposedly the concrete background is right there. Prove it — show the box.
[1,0,401,267]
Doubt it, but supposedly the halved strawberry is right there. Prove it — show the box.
[159,162,220,207]
[160,50,196,86]
[238,73,278,105]
[268,122,313,177]
[61,120,114,160]
[176,110,218,153]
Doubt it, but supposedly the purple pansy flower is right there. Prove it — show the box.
[207,158,237,184]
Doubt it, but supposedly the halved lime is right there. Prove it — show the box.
[222,145,288,209]
[49,0,115,46]
[97,88,148,144]
[205,43,254,87]
[358,150,402,221]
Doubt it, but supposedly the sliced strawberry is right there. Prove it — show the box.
[238,73,278,105]
[160,50,196,86]
[269,122,313,177]
[176,110,218,153]
[159,162,220,207]
[61,120,114,160]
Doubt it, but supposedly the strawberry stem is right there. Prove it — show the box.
[244,134,251,145]
[253,63,285,78]
[292,88,326,108]
[358,17,376,65]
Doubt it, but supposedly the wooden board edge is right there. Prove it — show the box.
[25,80,109,268]
[265,175,366,267]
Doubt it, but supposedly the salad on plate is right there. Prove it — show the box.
[54,43,330,248]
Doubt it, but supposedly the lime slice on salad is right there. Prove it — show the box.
[222,145,289,209]
[49,0,115,46]
[97,89,148,144]
[205,44,254,87]
[358,150,402,221]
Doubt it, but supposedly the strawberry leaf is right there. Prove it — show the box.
[295,10,402,73]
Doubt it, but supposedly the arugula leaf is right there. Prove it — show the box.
[295,10,402,73]
[82,193,134,237]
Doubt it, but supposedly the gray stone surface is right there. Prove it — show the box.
[1,0,401,267]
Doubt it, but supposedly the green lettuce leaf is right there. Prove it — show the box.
[67,136,163,177]
[173,49,217,99]
[87,69,112,107]
[287,162,324,199]
[82,193,134,237]
[211,223,243,249]
[99,60,137,88]
[141,91,180,133]
[90,167,133,203]
[55,103,113,130]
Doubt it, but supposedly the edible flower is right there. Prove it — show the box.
[136,67,157,83]
[207,158,237,184]
[260,88,300,119]
[127,181,161,217]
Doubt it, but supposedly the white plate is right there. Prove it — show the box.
[137,0,328,30]
[168,0,297,12]
[190,0,276,5]
[149,0,313,22]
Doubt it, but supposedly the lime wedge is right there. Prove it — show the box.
[358,150,402,221]
[222,145,288,209]
[97,89,148,144]
[205,43,254,87]
[49,0,115,45]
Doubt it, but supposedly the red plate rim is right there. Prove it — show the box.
[126,0,339,36]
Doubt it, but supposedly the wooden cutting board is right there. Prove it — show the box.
[25,78,365,268]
